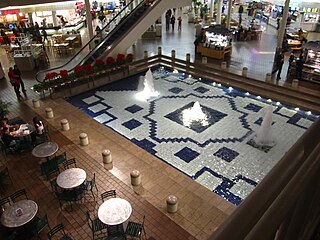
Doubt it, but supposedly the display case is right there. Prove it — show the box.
[196,25,232,60]
[302,45,320,83]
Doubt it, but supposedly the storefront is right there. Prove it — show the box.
[0,9,26,44]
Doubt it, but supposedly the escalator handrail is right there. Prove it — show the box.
[35,0,144,82]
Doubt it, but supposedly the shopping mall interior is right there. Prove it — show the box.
[0,0,320,240]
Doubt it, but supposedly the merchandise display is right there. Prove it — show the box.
[302,47,320,83]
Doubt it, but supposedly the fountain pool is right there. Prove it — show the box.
[67,67,318,205]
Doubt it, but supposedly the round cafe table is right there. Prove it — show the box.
[1,200,38,228]
[98,198,132,225]
[57,168,86,189]
[32,142,59,159]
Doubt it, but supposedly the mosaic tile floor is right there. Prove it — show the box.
[67,67,318,205]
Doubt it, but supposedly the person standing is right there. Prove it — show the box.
[8,67,21,98]
[287,52,295,75]
[1,29,10,45]
[170,15,175,31]
[178,16,182,31]
[165,12,170,31]
[276,51,284,80]
[13,65,26,92]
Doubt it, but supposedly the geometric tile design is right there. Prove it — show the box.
[174,147,200,163]
[68,67,316,205]
[168,87,184,94]
[244,103,263,112]
[213,147,239,162]
[125,104,143,114]
[194,86,210,94]
[164,102,228,133]
[122,119,142,130]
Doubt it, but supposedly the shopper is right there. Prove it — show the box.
[13,65,26,92]
[170,15,175,31]
[287,52,295,74]
[1,29,10,45]
[8,67,21,99]
[178,16,182,31]
[276,51,284,80]
[165,13,170,31]
[41,29,48,43]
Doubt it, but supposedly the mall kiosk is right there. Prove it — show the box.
[301,41,320,83]
[196,25,233,60]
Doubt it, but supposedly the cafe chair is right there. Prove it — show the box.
[0,196,11,211]
[10,188,28,202]
[27,213,50,238]
[101,190,117,202]
[55,191,74,210]
[106,224,126,240]
[125,216,146,240]
[50,178,60,193]
[63,158,77,170]
[0,166,13,190]
[83,173,98,201]
[48,223,73,240]
[40,159,60,181]
[86,211,108,240]
[52,151,67,166]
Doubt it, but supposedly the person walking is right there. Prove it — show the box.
[8,67,21,99]
[178,16,182,31]
[276,51,284,80]
[13,65,26,92]
[170,15,175,31]
[165,12,170,31]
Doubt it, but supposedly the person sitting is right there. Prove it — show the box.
[1,127,19,152]
[33,116,44,135]
[1,118,19,132]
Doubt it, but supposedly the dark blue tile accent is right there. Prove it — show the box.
[125,104,143,114]
[164,102,227,133]
[174,147,200,163]
[244,103,263,112]
[122,119,142,130]
[254,117,275,126]
[194,87,210,94]
[168,87,184,94]
[214,147,239,162]
[131,138,156,155]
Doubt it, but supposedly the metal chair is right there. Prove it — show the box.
[125,216,146,240]
[47,223,73,240]
[0,196,11,211]
[26,214,49,239]
[51,151,67,166]
[101,190,117,202]
[0,166,13,188]
[10,189,28,202]
[40,159,60,181]
[63,158,77,170]
[83,173,98,200]
[86,211,108,240]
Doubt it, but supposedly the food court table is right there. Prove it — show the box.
[57,168,86,189]
[32,141,59,159]
[98,198,132,225]
[1,200,38,228]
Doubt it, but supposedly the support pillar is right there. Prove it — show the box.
[52,10,58,27]
[216,0,222,24]
[210,0,214,19]
[226,0,232,29]
[85,0,94,49]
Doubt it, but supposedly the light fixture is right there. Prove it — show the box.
[267,99,272,103]
[228,87,233,92]
[245,92,250,96]
[294,107,300,111]
[306,111,312,115]
[276,102,281,106]
[256,96,261,99]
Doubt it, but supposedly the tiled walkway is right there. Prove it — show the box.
[0,6,320,240]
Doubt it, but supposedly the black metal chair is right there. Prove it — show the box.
[63,158,77,170]
[86,211,108,240]
[0,196,11,211]
[101,190,117,202]
[47,223,73,240]
[26,213,49,239]
[125,216,146,240]
[40,159,60,181]
[83,173,98,200]
[51,151,67,166]
[10,189,28,202]
[0,166,13,190]
[106,224,126,240]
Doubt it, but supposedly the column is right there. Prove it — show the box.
[210,0,214,19]
[216,0,222,24]
[52,10,58,27]
[226,0,232,29]
[272,0,290,72]
[28,13,34,26]
[85,0,94,46]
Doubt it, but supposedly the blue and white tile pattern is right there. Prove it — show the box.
[67,67,318,205]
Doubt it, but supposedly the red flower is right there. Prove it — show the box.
[44,72,58,81]
[83,64,94,74]
[74,65,84,74]
[116,54,125,64]
[106,56,115,65]
[95,59,105,66]
[126,53,133,59]
[60,70,68,78]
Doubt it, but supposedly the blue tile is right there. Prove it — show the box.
[122,119,142,130]
[194,87,210,94]
[214,147,239,162]
[165,102,227,133]
[168,87,184,94]
[174,147,200,163]
[125,104,143,114]
[131,138,156,155]
[244,103,263,112]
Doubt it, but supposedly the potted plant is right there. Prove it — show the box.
[0,99,11,120]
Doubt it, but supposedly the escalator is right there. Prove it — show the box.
[36,0,192,82]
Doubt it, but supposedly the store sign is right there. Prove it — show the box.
[76,2,84,9]
[0,9,19,16]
